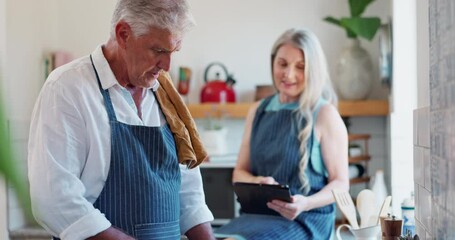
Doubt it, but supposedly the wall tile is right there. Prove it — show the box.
[415,183,420,222]
[418,185,432,232]
[415,219,425,239]
[423,148,432,191]
[414,109,419,145]
[414,146,424,186]
[419,107,431,148]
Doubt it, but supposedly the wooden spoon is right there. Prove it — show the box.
[375,196,392,225]
[356,189,376,228]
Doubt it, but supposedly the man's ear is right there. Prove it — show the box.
[115,21,132,49]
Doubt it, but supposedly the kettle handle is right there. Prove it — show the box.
[204,62,229,83]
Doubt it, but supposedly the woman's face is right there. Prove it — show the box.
[272,44,305,103]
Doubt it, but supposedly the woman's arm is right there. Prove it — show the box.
[232,102,277,184]
[267,104,349,219]
[303,103,349,210]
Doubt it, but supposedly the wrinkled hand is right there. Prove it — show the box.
[267,195,308,220]
[254,176,278,185]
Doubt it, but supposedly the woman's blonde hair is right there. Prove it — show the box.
[271,28,337,194]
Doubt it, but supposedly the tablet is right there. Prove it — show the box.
[233,182,292,216]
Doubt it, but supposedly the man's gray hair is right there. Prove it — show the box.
[110,0,196,38]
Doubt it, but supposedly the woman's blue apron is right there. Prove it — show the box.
[215,96,335,240]
[55,56,181,239]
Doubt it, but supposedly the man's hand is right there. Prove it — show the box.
[87,227,135,240]
[185,222,216,240]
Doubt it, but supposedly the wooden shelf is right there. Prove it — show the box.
[338,100,389,117]
[187,100,389,119]
[348,134,371,141]
[350,176,371,184]
[187,103,251,118]
[349,155,371,164]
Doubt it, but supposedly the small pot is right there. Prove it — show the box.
[254,85,276,101]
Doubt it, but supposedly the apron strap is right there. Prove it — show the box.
[90,55,117,121]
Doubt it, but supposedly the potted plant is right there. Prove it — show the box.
[323,0,382,100]
[324,0,381,41]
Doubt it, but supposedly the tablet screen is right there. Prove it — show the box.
[233,182,292,216]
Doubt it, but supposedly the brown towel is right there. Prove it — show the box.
[155,72,208,168]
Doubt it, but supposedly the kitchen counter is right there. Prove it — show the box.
[9,226,191,240]
[9,226,50,240]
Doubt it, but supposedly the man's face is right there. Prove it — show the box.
[123,26,182,88]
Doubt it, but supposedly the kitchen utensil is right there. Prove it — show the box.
[332,189,359,229]
[356,189,376,228]
[336,224,381,240]
[375,195,392,225]
[200,62,236,103]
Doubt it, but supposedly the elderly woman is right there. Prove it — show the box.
[215,28,349,239]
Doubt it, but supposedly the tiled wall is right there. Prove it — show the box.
[414,0,455,239]
[414,107,432,239]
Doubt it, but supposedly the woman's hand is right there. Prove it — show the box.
[267,195,309,220]
[254,176,278,185]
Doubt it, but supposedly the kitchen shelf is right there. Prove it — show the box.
[338,100,389,117]
[187,103,252,119]
[349,176,371,184]
[348,155,371,164]
[348,134,371,141]
[187,100,389,119]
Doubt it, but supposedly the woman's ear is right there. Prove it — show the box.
[115,21,131,49]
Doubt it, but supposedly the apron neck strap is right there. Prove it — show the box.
[90,55,117,121]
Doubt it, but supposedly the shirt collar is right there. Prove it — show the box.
[91,45,160,92]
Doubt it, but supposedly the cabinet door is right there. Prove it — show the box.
[201,168,236,221]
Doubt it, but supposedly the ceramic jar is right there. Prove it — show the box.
[336,39,374,100]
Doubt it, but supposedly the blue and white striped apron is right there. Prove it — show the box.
[216,96,335,240]
[88,56,181,239]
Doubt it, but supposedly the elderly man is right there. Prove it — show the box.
[28,0,215,239]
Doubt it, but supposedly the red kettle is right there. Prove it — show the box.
[200,62,236,103]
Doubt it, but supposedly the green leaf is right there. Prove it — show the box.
[341,17,381,41]
[349,0,376,17]
[323,16,342,27]
[0,92,32,219]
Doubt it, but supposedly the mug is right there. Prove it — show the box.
[336,224,381,240]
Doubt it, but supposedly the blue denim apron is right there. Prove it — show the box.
[216,96,335,239]
[86,56,180,239]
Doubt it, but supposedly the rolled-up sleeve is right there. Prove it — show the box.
[28,76,111,239]
[179,165,214,234]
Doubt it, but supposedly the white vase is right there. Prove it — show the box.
[336,39,374,100]
[370,169,388,211]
